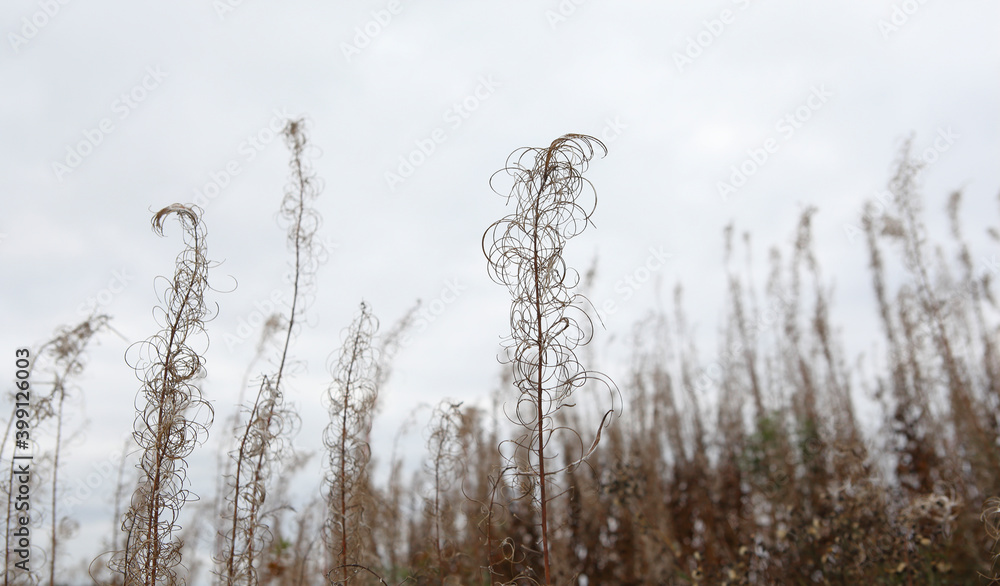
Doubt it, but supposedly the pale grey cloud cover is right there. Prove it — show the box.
[2,0,998,580]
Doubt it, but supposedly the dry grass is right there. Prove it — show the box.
[4,130,1000,585]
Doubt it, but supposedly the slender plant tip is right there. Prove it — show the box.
[152,203,201,236]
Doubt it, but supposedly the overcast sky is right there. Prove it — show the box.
[2,0,999,580]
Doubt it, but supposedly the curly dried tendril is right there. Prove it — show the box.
[483,134,618,585]
[112,204,214,586]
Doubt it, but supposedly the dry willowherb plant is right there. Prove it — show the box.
[110,204,214,586]
[211,314,282,584]
[23,130,1000,584]
[483,133,617,584]
[323,302,380,585]
[423,400,464,583]
[40,315,113,586]
[1,314,110,585]
[218,118,320,586]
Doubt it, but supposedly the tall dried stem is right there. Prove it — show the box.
[220,118,319,585]
[43,315,109,586]
[2,315,107,585]
[323,302,379,584]
[113,204,213,585]
[424,401,463,583]
[483,133,616,584]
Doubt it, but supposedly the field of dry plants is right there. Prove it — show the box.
[5,119,1000,586]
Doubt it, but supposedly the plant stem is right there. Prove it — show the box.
[532,173,551,585]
